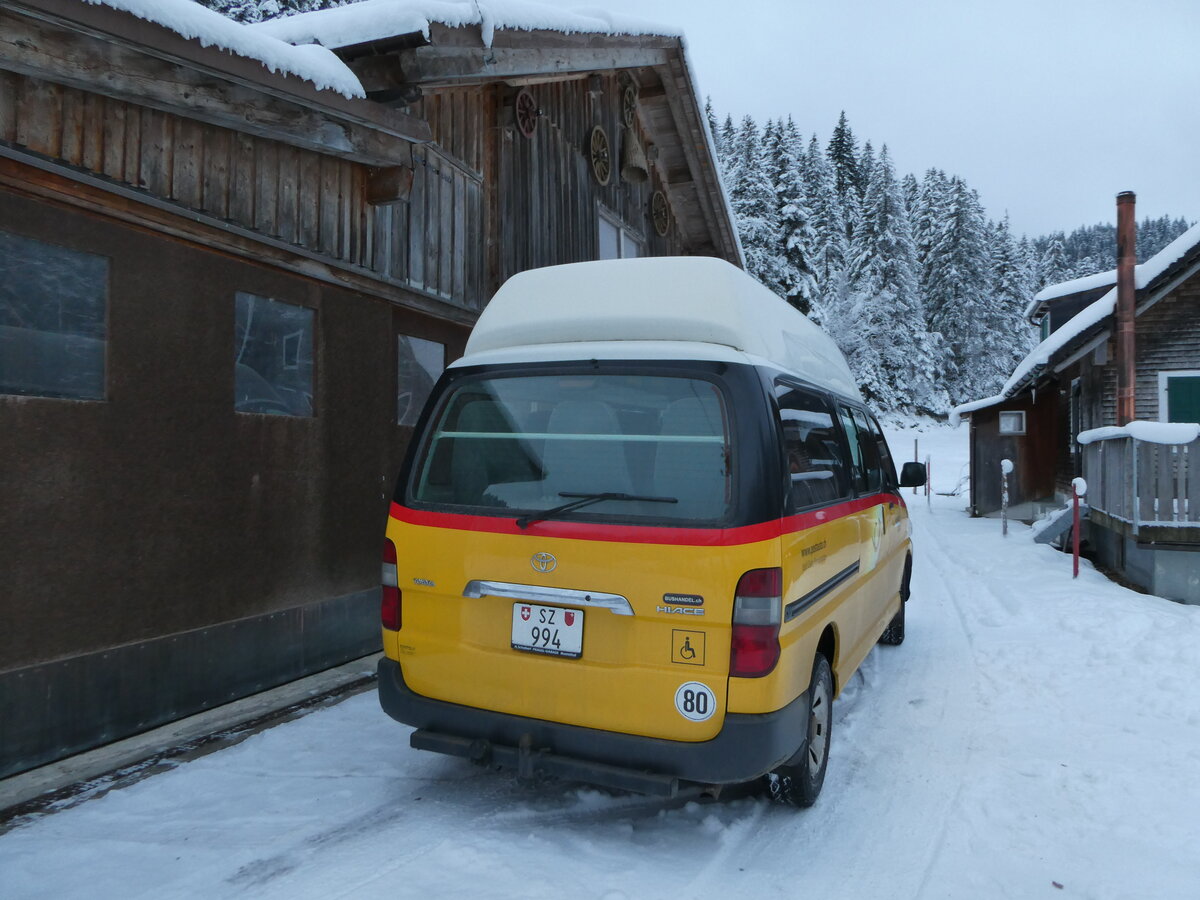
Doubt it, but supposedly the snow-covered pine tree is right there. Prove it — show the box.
[984,215,1038,387]
[803,135,848,326]
[835,146,944,412]
[718,115,738,176]
[923,175,994,403]
[901,173,920,219]
[826,112,860,201]
[724,117,786,294]
[1038,237,1070,288]
[769,118,818,314]
[857,141,875,199]
[705,97,722,156]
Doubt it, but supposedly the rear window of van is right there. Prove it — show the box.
[411,373,733,524]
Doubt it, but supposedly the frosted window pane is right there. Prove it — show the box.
[398,334,445,426]
[0,230,107,400]
[598,217,620,260]
[234,293,314,416]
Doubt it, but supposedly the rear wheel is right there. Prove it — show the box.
[764,654,833,808]
[879,556,911,646]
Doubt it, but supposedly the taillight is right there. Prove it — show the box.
[382,539,401,631]
[730,567,781,677]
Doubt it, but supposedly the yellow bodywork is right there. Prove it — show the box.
[384,496,910,744]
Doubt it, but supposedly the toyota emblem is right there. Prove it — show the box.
[531,552,557,573]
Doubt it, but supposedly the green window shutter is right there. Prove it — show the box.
[1166,376,1200,423]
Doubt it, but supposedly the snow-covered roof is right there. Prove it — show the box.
[84,0,365,98]
[1025,223,1200,320]
[1024,269,1117,319]
[253,0,741,267]
[962,221,1200,415]
[458,257,862,402]
[253,0,682,48]
[1078,421,1200,445]
[948,395,1005,426]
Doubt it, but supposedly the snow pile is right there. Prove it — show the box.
[948,394,1004,425]
[84,0,365,97]
[252,0,682,48]
[1078,420,1200,445]
[1133,220,1200,288]
[1023,222,1200,321]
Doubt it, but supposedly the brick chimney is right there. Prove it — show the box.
[1115,191,1137,425]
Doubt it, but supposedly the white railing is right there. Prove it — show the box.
[1082,436,1200,532]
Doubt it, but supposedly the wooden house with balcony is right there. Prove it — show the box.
[0,0,739,779]
[954,203,1200,602]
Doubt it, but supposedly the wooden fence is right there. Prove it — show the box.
[1083,437,1200,531]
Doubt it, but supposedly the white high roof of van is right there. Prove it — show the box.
[457,257,863,402]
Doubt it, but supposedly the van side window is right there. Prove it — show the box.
[866,414,899,488]
[774,383,850,509]
[840,406,884,494]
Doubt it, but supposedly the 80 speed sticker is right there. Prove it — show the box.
[674,681,716,722]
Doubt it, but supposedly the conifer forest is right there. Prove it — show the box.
[710,108,1192,413]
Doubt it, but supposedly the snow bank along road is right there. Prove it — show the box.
[3,424,1199,899]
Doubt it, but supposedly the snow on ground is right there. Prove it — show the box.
[4,422,1200,899]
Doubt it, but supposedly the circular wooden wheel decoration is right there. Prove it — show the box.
[514,88,538,138]
[589,125,612,186]
[651,190,671,236]
[621,84,638,128]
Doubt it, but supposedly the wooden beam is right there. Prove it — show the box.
[1,3,430,166]
[0,149,477,326]
[366,165,414,205]
[393,46,670,87]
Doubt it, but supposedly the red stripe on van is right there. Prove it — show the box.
[389,494,902,547]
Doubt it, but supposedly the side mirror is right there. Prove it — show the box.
[899,461,926,488]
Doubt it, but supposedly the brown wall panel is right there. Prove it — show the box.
[0,189,468,672]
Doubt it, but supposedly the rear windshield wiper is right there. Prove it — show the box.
[516,492,678,529]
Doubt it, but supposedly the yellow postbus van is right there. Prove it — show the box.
[379,257,925,806]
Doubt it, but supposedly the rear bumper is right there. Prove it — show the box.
[377,658,807,796]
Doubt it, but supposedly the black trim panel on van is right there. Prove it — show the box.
[784,561,861,622]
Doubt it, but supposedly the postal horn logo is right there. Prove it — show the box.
[531,552,557,573]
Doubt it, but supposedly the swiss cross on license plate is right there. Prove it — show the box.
[511,603,584,658]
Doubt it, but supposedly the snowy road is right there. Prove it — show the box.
[4,424,1200,899]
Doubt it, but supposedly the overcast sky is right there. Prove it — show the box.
[544,0,1200,239]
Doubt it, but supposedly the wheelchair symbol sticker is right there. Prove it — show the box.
[671,629,705,666]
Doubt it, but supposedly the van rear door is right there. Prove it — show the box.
[387,366,776,743]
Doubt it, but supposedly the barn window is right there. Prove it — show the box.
[398,335,445,426]
[998,411,1026,435]
[0,229,108,401]
[597,209,643,260]
[234,293,314,416]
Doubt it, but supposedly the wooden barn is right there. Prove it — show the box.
[955,198,1200,601]
[0,0,739,778]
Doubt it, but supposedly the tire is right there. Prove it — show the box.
[878,596,905,645]
[764,654,833,808]
[879,556,911,646]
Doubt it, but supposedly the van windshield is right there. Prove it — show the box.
[411,372,733,524]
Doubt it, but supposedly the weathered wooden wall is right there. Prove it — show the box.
[0,70,487,311]
[1135,286,1200,420]
[493,75,683,282]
